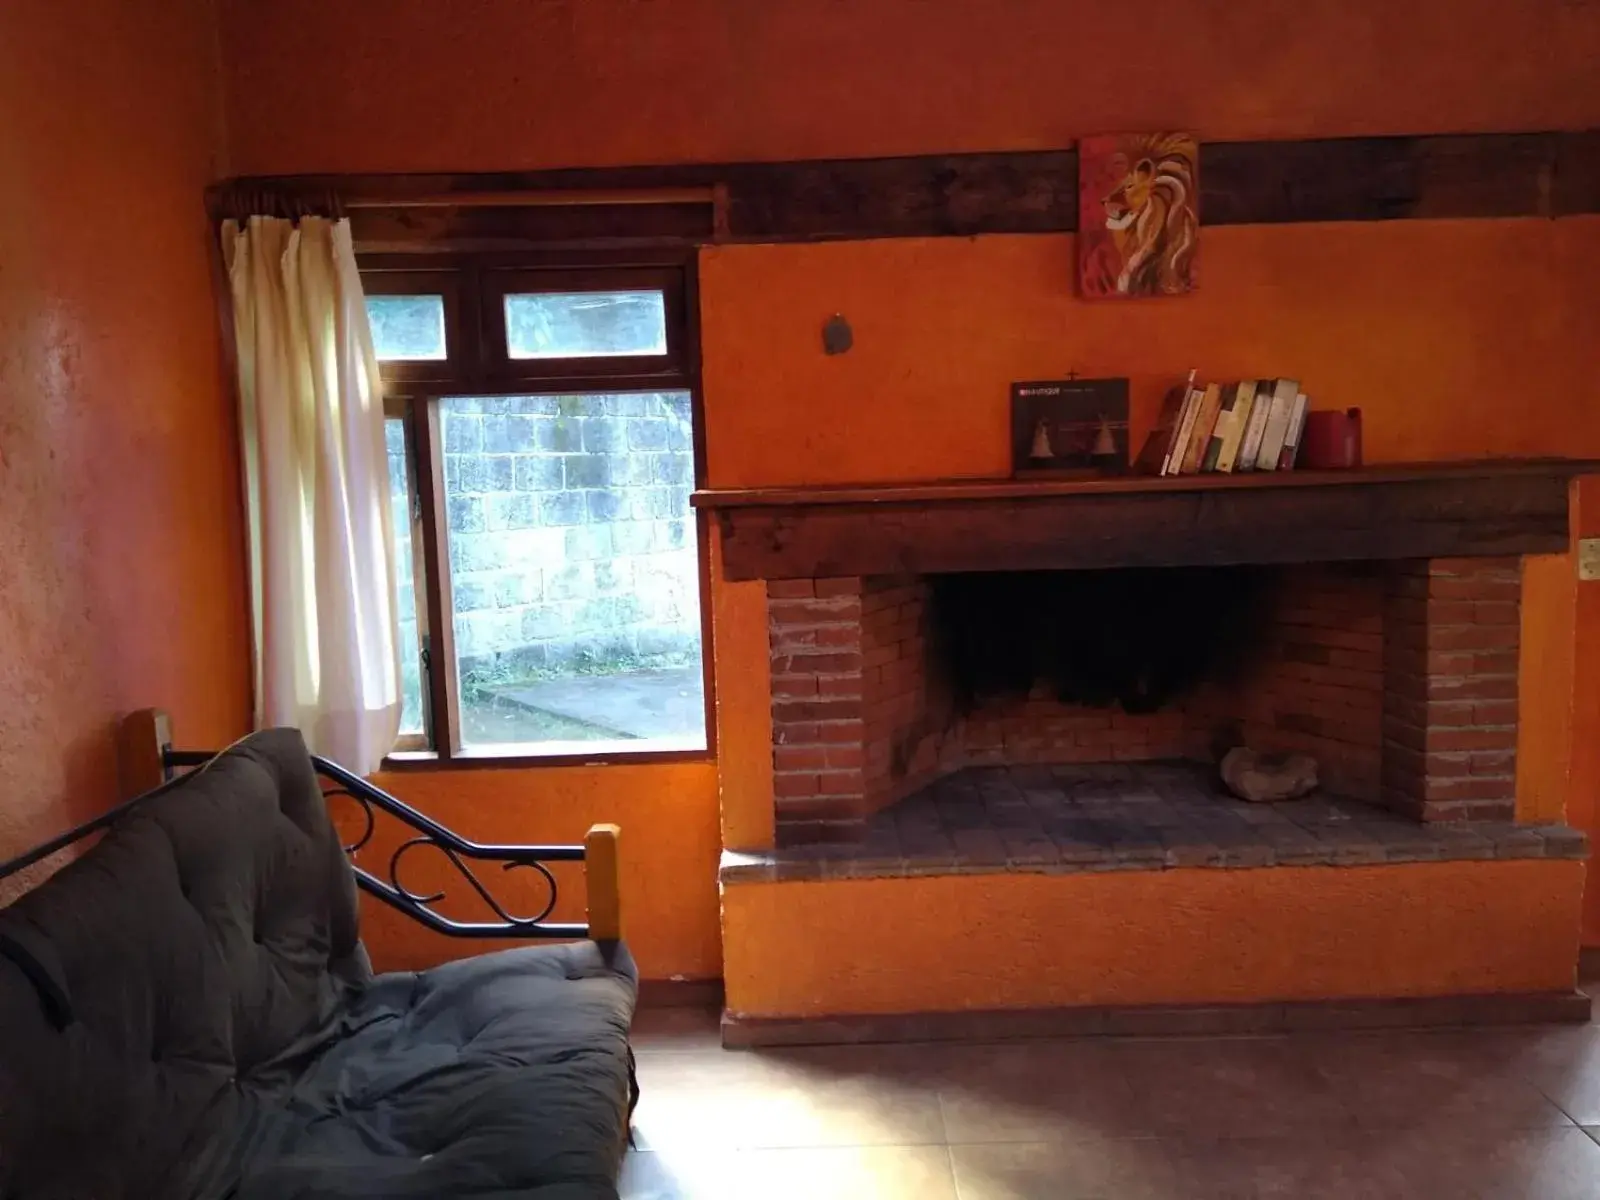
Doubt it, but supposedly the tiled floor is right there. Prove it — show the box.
[621,992,1600,1198]
[731,763,1585,881]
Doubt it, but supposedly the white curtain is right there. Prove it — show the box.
[222,216,401,774]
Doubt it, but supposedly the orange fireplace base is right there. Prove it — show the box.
[721,858,1584,1021]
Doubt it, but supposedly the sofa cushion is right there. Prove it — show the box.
[212,940,639,1199]
[0,729,367,1200]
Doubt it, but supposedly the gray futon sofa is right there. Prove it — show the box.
[0,729,639,1199]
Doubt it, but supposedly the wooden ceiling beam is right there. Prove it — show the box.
[210,129,1600,248]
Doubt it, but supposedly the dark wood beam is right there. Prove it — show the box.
[695,461,1595,582]
[348,201,715,253]
[718,151,1076,240]
[211,129,1600,249]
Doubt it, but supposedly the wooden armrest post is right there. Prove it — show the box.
[584,823,623,943]
[117,709,172,800]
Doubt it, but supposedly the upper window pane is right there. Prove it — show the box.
[367,295,447,361]
[504,291,667,360]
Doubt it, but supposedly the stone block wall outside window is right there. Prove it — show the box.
[437,392,700,688]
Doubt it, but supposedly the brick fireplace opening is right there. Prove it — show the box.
[767,557,1522,845]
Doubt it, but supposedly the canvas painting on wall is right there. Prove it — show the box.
[1078,132,1199,299]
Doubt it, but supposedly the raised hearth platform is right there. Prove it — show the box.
[719,761,1588,1036]
[721,763,1586,884]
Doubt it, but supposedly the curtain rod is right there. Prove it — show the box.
[210,185,721,223]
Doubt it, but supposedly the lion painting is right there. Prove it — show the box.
[1078,132,1199,299]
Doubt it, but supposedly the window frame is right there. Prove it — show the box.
[383,399,434,754]
[366,249,713,769]
[362,269,473,386]
[483,265,687,383]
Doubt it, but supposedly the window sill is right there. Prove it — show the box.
[379,742,714,772]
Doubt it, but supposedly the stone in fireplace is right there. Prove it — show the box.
[767,557,1522,846]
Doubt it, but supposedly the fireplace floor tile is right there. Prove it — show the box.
[730,761,1586,883]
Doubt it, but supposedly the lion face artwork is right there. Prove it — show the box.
[1078,133,1199,299]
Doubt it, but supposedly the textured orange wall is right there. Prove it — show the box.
[219,0,1600,175]
[0,0,249,898]
[1570,479,1600,940]
[363,763,723,980]
[709,531,775,852]
[214,0,1600,968]
[700,225,1600,489]
[723,861,1586,1016]
[1519,553,1578,826]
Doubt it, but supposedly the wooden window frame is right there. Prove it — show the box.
[384,397,434,754]
[368,249,714,770]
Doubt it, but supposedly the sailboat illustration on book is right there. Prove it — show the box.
[1028,418,1055,461]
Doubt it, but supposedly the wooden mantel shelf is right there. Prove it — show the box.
[694,459,1598,582]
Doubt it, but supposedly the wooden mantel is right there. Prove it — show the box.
[693,460,1597,582]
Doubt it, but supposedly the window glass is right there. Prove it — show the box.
[385,417,427,736]
[437,393,704,752]
[368,295,447,361]
[503,291,667,359]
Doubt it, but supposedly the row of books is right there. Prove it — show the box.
[1141,373,1310,476]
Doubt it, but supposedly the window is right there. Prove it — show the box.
[367,255,707,763]
[368,295,448,361]
[503,291,667,359]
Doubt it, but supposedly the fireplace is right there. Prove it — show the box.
[701,463,1591,1039]
[766,557,1520,844]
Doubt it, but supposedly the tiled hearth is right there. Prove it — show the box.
[722,762,1586,883]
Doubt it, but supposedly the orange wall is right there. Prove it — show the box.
[364,763,723,981]
[0,1,250,898]
[214,0,1600,967]
[699,224,1600,489]
[1572,479,1600,939]
[220,0,1599,174]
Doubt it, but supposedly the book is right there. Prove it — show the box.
[1277,392,1310,470]
[1134,382,1192,474]
[1160,370,1200,475]
[1179,382,1224,474]
[1201,383,1244,473]
[1010,378,1130,475]
[1236,379,1274,471]
[1164,377,1205,476]
[1254,378,1301,471]
[1216,379,1258,473]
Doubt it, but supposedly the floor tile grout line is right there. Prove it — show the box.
[941,1143,964,1200]
[1527,1081,1586,1129]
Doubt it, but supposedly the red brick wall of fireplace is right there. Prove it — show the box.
[767,559,1522,842]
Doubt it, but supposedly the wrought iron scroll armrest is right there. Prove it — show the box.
[162,748,595,940]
